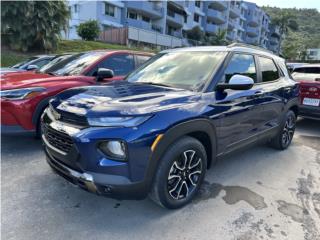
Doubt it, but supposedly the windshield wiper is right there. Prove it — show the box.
[47,72,58,76]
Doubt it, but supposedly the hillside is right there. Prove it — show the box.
[262,7,320,59]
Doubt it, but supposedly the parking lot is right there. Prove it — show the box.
[1,118,320,240]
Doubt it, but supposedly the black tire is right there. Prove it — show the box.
[269,110,296,150]
[149,136,207,209]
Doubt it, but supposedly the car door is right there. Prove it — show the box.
[254,56,286,134]
[89,53,135,82]
[212,53,265,154]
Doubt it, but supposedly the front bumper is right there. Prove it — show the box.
[45,146,151,199]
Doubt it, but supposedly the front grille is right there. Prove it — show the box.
[43,123,73,154]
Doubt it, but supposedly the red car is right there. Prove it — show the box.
[291,64,320,120]
[1,50,153,135]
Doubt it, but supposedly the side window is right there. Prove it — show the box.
[136,55,151,67]
[258,57,280,82]
[97,54,134,76]
[223,54,257,83]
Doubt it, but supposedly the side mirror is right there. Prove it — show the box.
[26,65,39,71]
[216,74,254,91]
[96,68,114,81]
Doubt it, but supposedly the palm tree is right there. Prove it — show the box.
[206,29,228,45]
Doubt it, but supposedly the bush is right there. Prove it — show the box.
[185,26,204,41]
[1,1,70,52]
[77,20,100,41]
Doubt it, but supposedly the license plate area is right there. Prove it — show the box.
[303,98,320,106]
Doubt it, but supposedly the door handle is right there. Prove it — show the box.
[254,90,264,96]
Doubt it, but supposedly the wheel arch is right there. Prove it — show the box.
[146,118,217,189]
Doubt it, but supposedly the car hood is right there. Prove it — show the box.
[1,73,91,90]
[52,81,201,117]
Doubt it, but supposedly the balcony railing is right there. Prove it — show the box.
[126,18,152,31]
[166,11,184,26]
[126,1,163,18]
[207,9,227,23]
[246,26,259,37]
[205,23,220,33]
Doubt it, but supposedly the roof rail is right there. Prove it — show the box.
[227,43,274,54]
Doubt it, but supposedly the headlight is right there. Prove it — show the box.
[87,116,151,127]
[99,140,127,160]
[0,87,46,100]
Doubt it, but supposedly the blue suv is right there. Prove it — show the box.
[42,44,299,209]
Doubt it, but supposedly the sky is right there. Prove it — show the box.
[248,0,320,11]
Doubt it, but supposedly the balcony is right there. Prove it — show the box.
[126,1,163,19]
[246,26,259,37]
[228,18,237,29]
[269,37,279,45]
[208,1,228,11]
[126,18,152,31]
[207,9,227,24]
[229,3,241,18]
[270,25,281,37]
[205,23,220,33]
[246,36,259,45]
[167,30,182,38]
[226,31,236,41]
[167,11,184,27]
[246,14,260,27]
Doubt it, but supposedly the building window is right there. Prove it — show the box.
[194,14,200,22]
[195,1,201,8]
[105,3,115,17]
[127,11,138,20]
[142,15,150,23]
[184,15,187,23]
[74,4,79,13]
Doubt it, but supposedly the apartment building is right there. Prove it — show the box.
[65,1,281,53]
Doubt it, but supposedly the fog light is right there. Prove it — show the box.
[99,140,127,160]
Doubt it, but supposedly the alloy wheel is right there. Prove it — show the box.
[282,114,295,147]
[167,150,202,200]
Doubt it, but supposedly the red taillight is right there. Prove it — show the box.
[309,87,318,92]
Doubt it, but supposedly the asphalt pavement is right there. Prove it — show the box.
[1,118,320,240]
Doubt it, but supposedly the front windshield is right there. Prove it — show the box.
[12,57,38,68]
[38,54,72,73]
[126,51,226,90]
[39,52,105,76]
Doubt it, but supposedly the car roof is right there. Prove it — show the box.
[294,64,320,68]
[83,49,154,56]
[161,45,281,60]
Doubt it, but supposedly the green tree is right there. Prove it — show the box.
[206,29,228,45]
[77,20,100,41]
[272,11,298,36]
[185,26,204,41]
[1,1,70,52]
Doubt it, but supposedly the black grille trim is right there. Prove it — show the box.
[42,123,73,154]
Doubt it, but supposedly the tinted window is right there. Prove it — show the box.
[42,52,105,76]
[12,57,38,68]
[32,59,51,68]
[293,67,320,74]
[223,54,257,83]
[97,54,134,76]
[126,51,226,90]
[136,55,151,67]
[258,57,279,82]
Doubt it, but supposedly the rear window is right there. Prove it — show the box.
[293,67,320,74]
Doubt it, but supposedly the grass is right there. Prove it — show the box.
[1,49,32,67]
[1,40,154,67]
